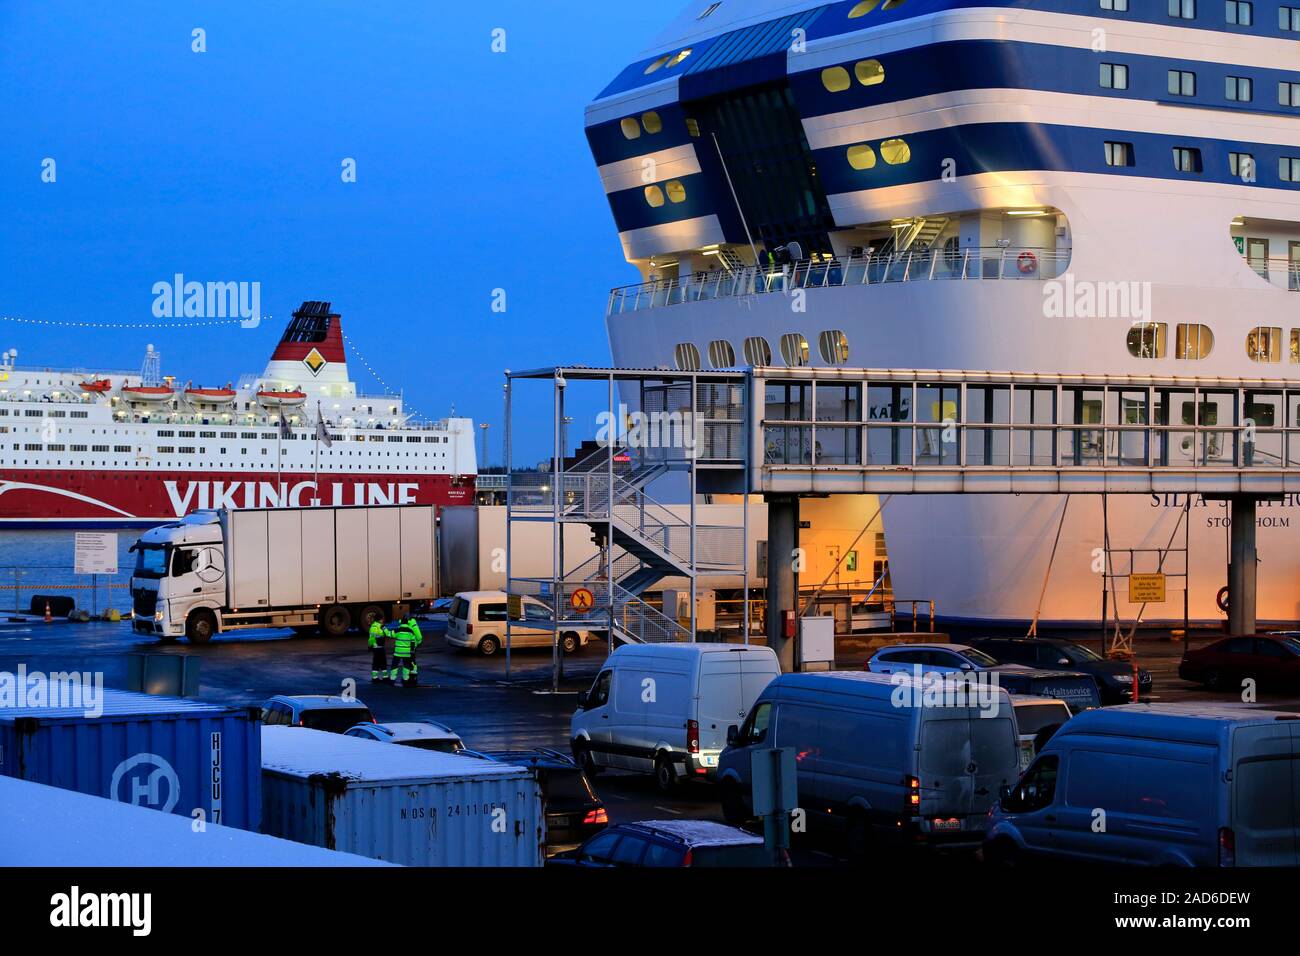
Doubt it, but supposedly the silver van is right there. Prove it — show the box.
[717,671,1021,855]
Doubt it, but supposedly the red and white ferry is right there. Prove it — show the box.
[0,301,476,527]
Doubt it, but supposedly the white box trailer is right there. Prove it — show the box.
[130,504,437,642]
[260,726,545,867]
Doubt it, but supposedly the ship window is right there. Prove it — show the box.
[644,54,672,75]
[819,330,851,365]
[1230,152,1256,181]
[1168,70,1196,96]
[1280,82,1300,107]
[1101,0,1130,10]
[1225,76,1252,101]
[685,117,701,137]
[1175,324,1214,359]
[1280,157,1300,182]
[1100,63,1128,90]
[1168,0,1195,18]
[848,0,881,17]
[1127,323,1167,358]
[1226,0,1252,23]
[1283,6,1300,30]
[674,343,702,371]
[1104,141,1134,167]
[822,66,851,93]
[645,185,666,208]
[665,180,687,203]
[847,144,877,170]
[1172,147,1202,173]
[882,0,905,9]
[667,49,692,68]
[1247,327,1283,362]
[780,333,811,367]
[620,118,641,140]
[879,138,910,165]
[642,111,663,135]
[708,340,737,368]
[1292,330,1300,363]
[699,2,723,18]
[743,337,773,366]
[855,59,884,86]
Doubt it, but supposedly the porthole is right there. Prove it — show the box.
[1247,326,1283,362]
[847,144,877,170]
[883,0,906,9]
[855,59,885,86]
[642,111,663,134]
[1126,322,1167,359]
[780,333,811,367]
[743,336,773,366]
[674,343,702,371]
[667,48,693,68]
[1175,324,1214,360]
[645,185,666,208]
[819,330,851,365]
[665,180,687,203]
[620,118,642,140]
[645,54,672,75]
[880,138,911,164]
[708,340,737,368]
[849,0,881,17]
[822,66,851,93]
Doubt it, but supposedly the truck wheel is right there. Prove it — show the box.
[320,605,352,638]
[573,741,601,777]
[561,632,581,655]
[478,636,500,657]
[654,753,679,794]
[358,605,386,632]
[185,609,216,644]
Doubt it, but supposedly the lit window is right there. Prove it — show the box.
[708,340,737,368]
[665,180,687,203]
[848,0,881,17]
[674,343,701,371]
[879,138,911,165]
[1127,323,1167,358]
[856,59,885,86]
[1104,141,1134,167]
[620,118,641,140]
[645,185,666,208]
[1168,70,1196,96]
[642,111,663,135]
[818,330,850,365]
[847,144,877,170]
[667,49,693,68]
[1225,0,1252,24]
[699,2,722,18]
[822,67,851,93]
[1247,327,1282,362]
[780,333,811,367]
[1100,63,1128,90]
[686,117,701,137]
[743,337,773,366]
[644,54,672,75]
[1175,324,1214,359]
[1292,330,1300,362]
[1172,147,1202,173]
[1225,76,1252,102]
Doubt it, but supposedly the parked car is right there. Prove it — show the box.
[717,671,1021,854]
[968,636,1152,704]
[465,749,607,855]
[985,704,1300,866]
[344,721,465,752]
[260,695,374,733]
[444,590,595,657]
[1179,634,1300,692]
[1009,695,1072,770]
[548,820,775,867]
[571,643,781,793]
[866,643,1101,712]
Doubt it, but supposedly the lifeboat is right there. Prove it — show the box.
[80,378,112,393]
[256,388,307,408]
[185,384,237,404]
[121,385,175,403]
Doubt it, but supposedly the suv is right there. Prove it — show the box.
[260,695,374,733]
[444,591,595,657]
[968,636,1152,704]
[548,821,775,868]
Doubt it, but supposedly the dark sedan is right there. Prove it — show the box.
[968,637,1152,704]
[463,748,607,855]
[1178,634,1300,692]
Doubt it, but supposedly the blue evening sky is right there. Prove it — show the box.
[0,1,664,467]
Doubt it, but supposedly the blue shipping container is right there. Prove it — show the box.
[0,687,260,831]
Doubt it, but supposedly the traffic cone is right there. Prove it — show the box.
[44,600,52,624]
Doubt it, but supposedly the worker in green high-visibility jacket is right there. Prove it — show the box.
[389,617,418,687]
[394,614,424,688]
[367,617,392,684]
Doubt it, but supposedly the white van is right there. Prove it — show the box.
[986,703,1300,867]
[444,591,596,657]
[570,644,781,793]
[716,671,1021,855]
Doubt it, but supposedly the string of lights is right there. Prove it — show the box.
[341,331,427,422]
[0,315,260,330]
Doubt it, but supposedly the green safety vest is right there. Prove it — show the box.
[393,626,415,658]
[368,620,390,649]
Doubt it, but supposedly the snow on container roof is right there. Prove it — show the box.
[0,684,248,722]
[261,726,528,784]
[0,776,393,866]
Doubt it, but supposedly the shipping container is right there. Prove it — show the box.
[260,726,544,867]
[0,776,391,866]
[0,687,260,831]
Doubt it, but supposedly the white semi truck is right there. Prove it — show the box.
[130,504,437,643]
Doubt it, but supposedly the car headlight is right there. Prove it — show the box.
[154,610,164,621]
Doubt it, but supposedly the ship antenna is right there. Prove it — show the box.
[711,132,759,265]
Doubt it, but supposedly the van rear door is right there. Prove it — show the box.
[697,653,746,760]
[919,711,1018,833]
[1232,723,1300,866]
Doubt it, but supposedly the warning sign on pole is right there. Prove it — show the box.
[74,533,118,575]
[1128,573,1167,604]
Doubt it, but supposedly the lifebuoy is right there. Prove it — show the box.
[1017,251,1038,275]
[1216,586,1230,613]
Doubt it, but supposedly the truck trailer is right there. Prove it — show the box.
[130,504,436,642]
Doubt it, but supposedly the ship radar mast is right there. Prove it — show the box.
[140,344,161,387]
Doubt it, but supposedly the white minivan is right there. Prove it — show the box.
[444,591,596,657]
[570,643,781,793]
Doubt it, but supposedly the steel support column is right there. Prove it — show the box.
[1228,496,1258,636]
[765,494,800,673]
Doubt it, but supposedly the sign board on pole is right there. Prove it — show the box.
[507,593,523,621]
[799,616,836,670]
[1128,573,1167,604]
[751,747,798,818]
[74,533,118,575]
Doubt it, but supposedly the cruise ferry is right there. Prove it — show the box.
[0,301,477,527]
[587,0,1300,626]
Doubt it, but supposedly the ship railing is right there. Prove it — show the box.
[606,247,1074,315]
